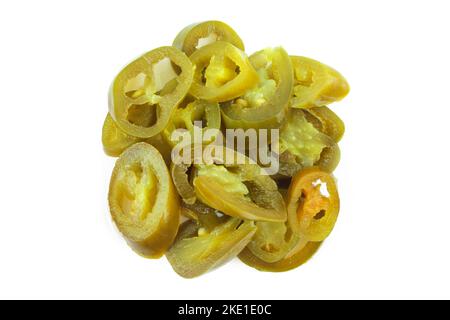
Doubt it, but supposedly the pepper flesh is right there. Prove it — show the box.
[189,41,258,102]
[290,56,349,109]
[193,161,287,222]
[109,46,194,138]
[102,114,172,162]
[304,106,345,142]
[172,146,287,221]
[102,114,141,157]
[163,99,221,147]
[173,20,245,56]
[108,143,180,258]
[166,219,256,278]
[286,167,340,241]
[316,143,341,173]
[275,109,335,178]
[181,202,230,232]
[239,241,322,272]
[246,221,307,263]
[170,144,219,205]
[221,47,294,130]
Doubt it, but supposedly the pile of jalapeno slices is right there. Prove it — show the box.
[103,20,350,278]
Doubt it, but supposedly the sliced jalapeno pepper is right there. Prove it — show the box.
[102,114,172,162]
[163,99,221,147]
[109,46,194,138]
[241,188,322,270]
[193,174,287,222]
[275,109,335,178]
[170,144,212,205]
[304,106,345,142]
[316,143,341,173]
[181,202,229,232]
[189,41,258,102]
[221,47,294,130]
[286,167,340,241]
[102,114,141,157]
[171,160,197,205]
[108,143,180,258]
[239,241,322,272]
[193,153,287,222]
[166,219,256,278]
[290,56,349,109]
[172,145,286,221]
[173,20,245,56]
[245,221,306,263]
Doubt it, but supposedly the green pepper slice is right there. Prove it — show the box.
[194,174,286,222]
[109,46,194,138]
[171,160,197,205]
[189,41,258,102]
[163,99,221,147]
[275,109,335,178]
[316,143,341,173]
[173,20,245,56]
[290,56,349,109]
[102,114,141,157]
[166,219,256,278]
[239,241,322,272]
[192,149,287,222]
[108,143,180,258]
[172,146,286,221]
[304,106,345,142]
[246,221,306,263]
[240,186,323,270]
[181,202,230,232]
[221,47,294,130]
[102,114,172,162]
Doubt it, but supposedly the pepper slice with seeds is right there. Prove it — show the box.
[290,56,349,109]
[221,47,294,130]
[108,143,180,258]
[173,20,245,56]
[102,114,172,162]
[109,46,194,138]
[166,219,256,278]
[189,41,258,102]
[286,167,340,241]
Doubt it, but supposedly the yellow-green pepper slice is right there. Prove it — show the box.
[240,185,323,270]
[239,241,322,272]
[246,221,306,263]
[189,41,259,102]
[171,160,197,205]
[304,106,345,142]
[290,56,349,109]
[166,219,256,278]
[109,46,194,138]
[108,143,180,258]
[221,47,294,130]
[102,114,172,162]
[194,175,286,222]
[181,202,230,232]
[316,143,341,173]
[173,20,245,56]
[275,109,336,178]
[172,146,286,221]
[193,153,287,222]
[102,114,141,157]
[163,99,221,148]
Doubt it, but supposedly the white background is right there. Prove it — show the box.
[0,0,449,300]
